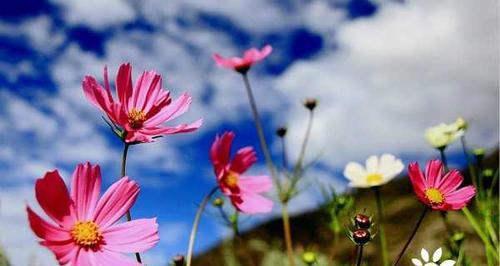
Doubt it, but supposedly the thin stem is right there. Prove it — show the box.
[120,143,142,263]
[186,187,219,266]
[293,110,314,177]
[355,245,364,266]
[373,187,388,266]
[438,147,449,172]
[241,74,278,183]
[462,207,499,261]
[281,203,296,266]
[392,208,428,266]
[280,136,289,171]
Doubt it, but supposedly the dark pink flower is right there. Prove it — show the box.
[210,131,273,214]
[83,63,202,143]
[213,45,272,73]
[408,159,476,211]
[27,163,159,265]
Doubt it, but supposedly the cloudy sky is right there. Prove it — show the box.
[0,0,498,265]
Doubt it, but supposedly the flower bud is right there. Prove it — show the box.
[303,98,317,111]
[354,214,371,229]
[171,255,185,266]
[455,117,468,131]
[301,251,317,265]
[353,229,371,245]
[212,197,224,207]
[483,168,494,178]
[450,232,465,246]
[276,127,287,137]
[473,148,485,162]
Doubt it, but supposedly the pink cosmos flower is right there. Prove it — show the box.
[210,131,273,214]
[408,159,476,211]
[213,45,272,73]
[27,163,159,265]
[83,63,202,143]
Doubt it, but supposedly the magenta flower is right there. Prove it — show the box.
[210,131,273,214]
[83,63,202,143]
[213,45,272,73]
[27,163,159,265]
[408,159,476,211]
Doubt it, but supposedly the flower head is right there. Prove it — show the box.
[83,63,202,143]
[210,131,273,214]
[27,163,159,265]
[425,119,465,149]
[411,247,456,266]
[213,45,272,73]
[408,160,475,211]
[343,154,404,188]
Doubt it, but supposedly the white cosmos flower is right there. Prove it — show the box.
[343,154,404,188]
[411,248,456,266]
[425,118,466,149]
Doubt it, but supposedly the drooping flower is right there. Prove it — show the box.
[27,163,159,265]
[411,247,456,266]
[213,45,272,73]
[83,63,202,143]
[210,131,273,214]
[408,160,475,211]
[343,154,404,188]
[424,118,466,149]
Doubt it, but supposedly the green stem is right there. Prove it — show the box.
[462,207,499,262]
[186,187,219,266]
[281,203,296,266]
[293,110,314,177]
[438,147,449,172]
[280,136,289,171]
[392,208,428,266]
[120,143,142,263]
[355,245,364,266]
[373,187,388,266]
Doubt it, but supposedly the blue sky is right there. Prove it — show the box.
[0,0,498,265]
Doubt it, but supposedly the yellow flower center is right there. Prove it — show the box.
[128,108,146,129]
[365,173,383,185]
[425,188,445,205]
[222,171,239,189]
[71,221,102,247]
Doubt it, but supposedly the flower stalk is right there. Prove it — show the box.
[373,186,388,266]
[392,208,428,266]
[186,187,219,266]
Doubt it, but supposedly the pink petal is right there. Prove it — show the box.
[71,163,101,221]
[232,191,273,214]
[102,218,159,253]
[243,45,272,62]
[239,175,272,194]
[425,159,444,188]
[444,186,476,210]
[408,162,427,198]
[134,119,203,140]
[144,92,193,127]
[41,240,78,265]
[229,146,257,174]
[91,249,141,266]
[210,131,235,175]
[35,170,75,227]
[130,70,162,112]
[116,63,133,111]
[83,76,116,118]
[213,53,240,69]
[437,169,464,194]
[93,177,140,229]
[26,206,71,241]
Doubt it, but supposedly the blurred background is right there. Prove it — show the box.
[0,0,498,265]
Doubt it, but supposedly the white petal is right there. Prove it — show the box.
[365,155,379,173]
[421,248,430,262]
[432,248,442,262]
[412,259,423,266]
[440,260,456,266]
[344,162,367,182]
[379,154,404,181]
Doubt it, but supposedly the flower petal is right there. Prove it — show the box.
[437,170,463,194]
[93,249,142,266]
[131,70,162,111]
[93,177,140,229]
[213,53,240,69]
[42,240,78,265]
[230,147,257,174]
[35,170,75,227]
[441,260,456,266]
[144,92,192,127]
[425,159,444,188]
[421,248,429,262]
[71,163,101,221]
[365,155,379,173]
[26,206,71,242]
[210,132,235,175]
[232,192,273,214]
[433,247,442,262]
[411,258,423,266]
[83,75,119,122]
[379,154,404,181]
[239,175,272,193]
[343,162,366,182]
[408,162,427,200]
[102,218,159,253]
[444,186,476,210]
[116,63,133,110]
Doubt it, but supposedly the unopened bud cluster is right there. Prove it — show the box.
[348,213,375,246]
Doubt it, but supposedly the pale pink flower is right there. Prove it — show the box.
[210,131,273,214]
[408,159,475,211]
[213,45,272,73]
[83,63,202,143]
[27,163,159,265]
